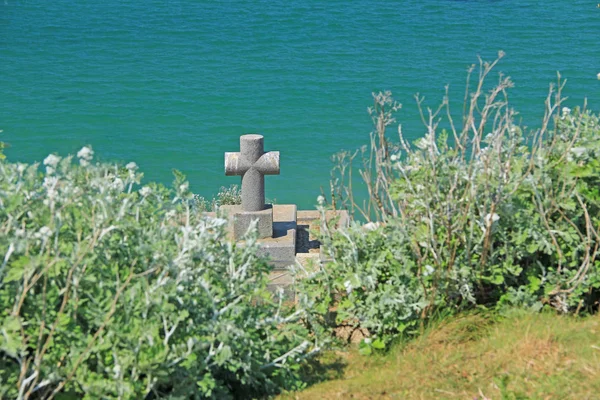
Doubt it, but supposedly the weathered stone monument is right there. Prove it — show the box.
[224,134,279,239]
[216,133,349,298]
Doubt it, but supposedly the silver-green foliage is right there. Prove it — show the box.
[0,149,317,399]
[304,55,600,346]
[193,184,242,212]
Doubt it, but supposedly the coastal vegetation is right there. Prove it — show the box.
[0,153,320,399]
[1,54,599,398]
[302,54,600,349]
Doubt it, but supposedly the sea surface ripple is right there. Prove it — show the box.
[1,1,599,207]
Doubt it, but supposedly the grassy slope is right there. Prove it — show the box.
[281,311,600,400]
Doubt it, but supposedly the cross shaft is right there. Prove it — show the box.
[225,134,280,212]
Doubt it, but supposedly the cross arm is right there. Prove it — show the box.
[254,151,280,175]
[225,152,252,176]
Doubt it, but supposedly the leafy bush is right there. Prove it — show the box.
[0,149,320,399]
[193,184,242,212]
[303,53,600,346]
[0,130,6,160]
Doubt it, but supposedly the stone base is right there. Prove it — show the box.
[207,205,351,303]
[296,210,349,264]
[216,204,297,268]
[267,270,295,301]
[220,204,273,240]
[258,204,297,269]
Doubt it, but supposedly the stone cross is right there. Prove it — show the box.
[225,134,280,212]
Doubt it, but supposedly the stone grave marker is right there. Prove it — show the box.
[216,133,349,300]
[224,134,280,239]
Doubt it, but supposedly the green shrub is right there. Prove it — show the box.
[193,184,242,212]
[0,130,6,160]
[302,53,600,346]
[0,149,320,399]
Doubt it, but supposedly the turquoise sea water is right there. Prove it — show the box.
[2,1,599,208]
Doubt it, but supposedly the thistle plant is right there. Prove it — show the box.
[0,149,318,399]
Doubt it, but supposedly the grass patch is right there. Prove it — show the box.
[282,311,600,399]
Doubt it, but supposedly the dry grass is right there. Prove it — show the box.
[280,311,600,399]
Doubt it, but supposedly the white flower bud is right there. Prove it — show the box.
[139,186,152,197]
[363,222,380,231]
[38,226,52,238]
[165,210,176,219]
[423,264,435,276]
[570,147,586,157]
[344,280,353,294]
[111,177,124,192]
[484,213,500,225]
[43,154,61,168]
[77,146,94,160]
